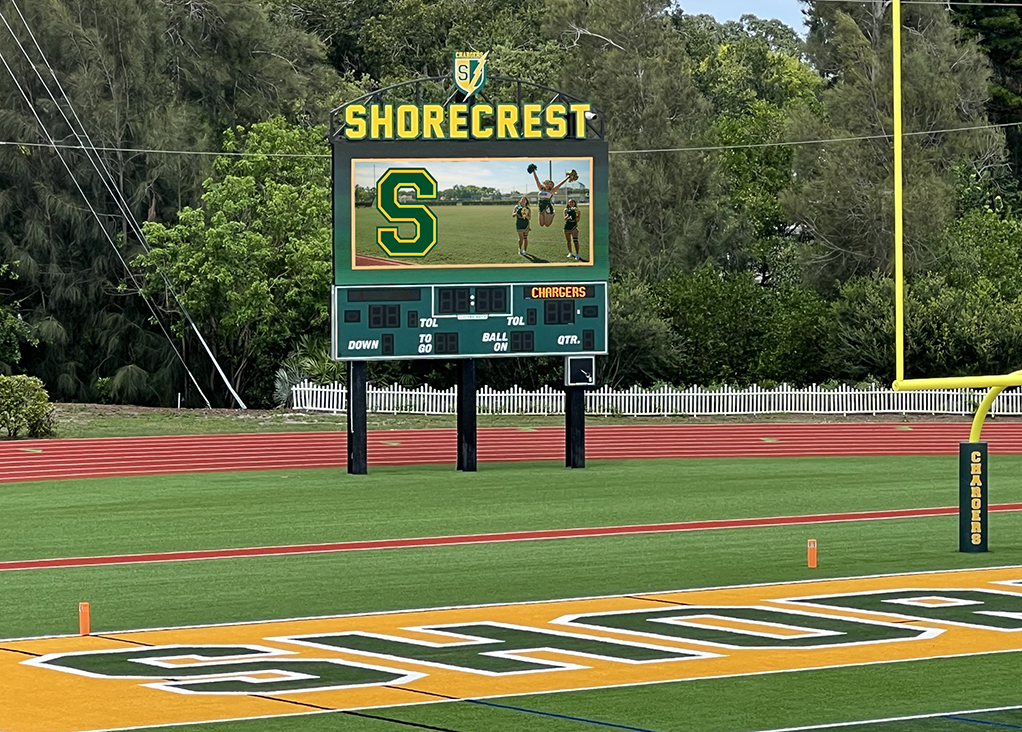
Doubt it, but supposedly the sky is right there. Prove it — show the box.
[678,0,806,34]
[353,159,593,196]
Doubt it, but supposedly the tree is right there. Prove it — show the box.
[138,118,332,406]
[546,0,738,280]
[953,5,1022,187]
[353,0,560,86]
[689,24,823,280]
[790,1,1002,287]
[675,12,805,60]
[939,208,1022,300]
[263,0,389,77]
[660,266,830,386]
[0,0,340,404]
[600,273,680,387]
[0,309,33,374]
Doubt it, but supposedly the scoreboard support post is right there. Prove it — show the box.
[347,361,368,475]
[565,386,585,469]
[331,68,609,475]
[457,359,477,472]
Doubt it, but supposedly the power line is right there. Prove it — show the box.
[0,138,331,158]
[0,40,208,405]
[0,1,252,409]
[0,119,1017,159]
[608,120,1020,155]
[5,0,243,409]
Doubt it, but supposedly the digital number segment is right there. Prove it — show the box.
[437,288,470,314]
[474,287,508,314]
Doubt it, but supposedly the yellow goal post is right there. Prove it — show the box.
[889,0,1020,440]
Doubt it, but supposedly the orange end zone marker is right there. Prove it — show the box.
[79,602,90,636]
[807,539,818,569]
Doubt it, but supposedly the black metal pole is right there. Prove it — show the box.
[347,361,368,475]
[457,359,477,471]
[565,385,585,468]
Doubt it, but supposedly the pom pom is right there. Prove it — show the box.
[527,163,537,174]
[567,169,579,182]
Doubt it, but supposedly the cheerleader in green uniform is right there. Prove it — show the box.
[563,199,581,259]
[528,164,572,227]
[512,196,531,256]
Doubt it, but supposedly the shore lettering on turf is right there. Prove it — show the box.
[5,567,1022,732]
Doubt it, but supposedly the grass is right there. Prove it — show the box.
[5,455,1012,561]
[7,512,1022,638]
[5,455,1022,732]
[45,401,988,440]
[354,202,592,266]
[4,515,1022,731]
[49,402,580,438]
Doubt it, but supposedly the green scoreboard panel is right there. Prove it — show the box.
[334,282,607,360]
[330,75,609,362]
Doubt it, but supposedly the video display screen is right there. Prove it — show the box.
[351,157,593,269]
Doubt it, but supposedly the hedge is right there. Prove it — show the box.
[0,375,55,438]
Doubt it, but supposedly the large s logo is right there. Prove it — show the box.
[376,168,438,257]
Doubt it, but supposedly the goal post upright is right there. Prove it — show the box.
[888,0,989,552]
[893,0,906,387]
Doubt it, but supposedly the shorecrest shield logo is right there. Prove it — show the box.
[453,51,488,97]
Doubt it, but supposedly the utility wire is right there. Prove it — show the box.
[9,0,241,410]
[0,6,214,410]
[3,0,247,409]
[611,120,1022,155]
[0,138,329,158]
[0,42,214,408]
[0,119,1017,158]
[0,6,213,411]
[6,0,243,410]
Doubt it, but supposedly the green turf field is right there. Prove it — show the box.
[354,203,592,266]
[4,456,1022,732]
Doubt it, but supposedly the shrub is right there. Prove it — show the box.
[0,375,55,438]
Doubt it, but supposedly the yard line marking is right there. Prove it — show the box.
[5,503,1022,573]
[10,564,1022,645]
[946,717,1022,729]
[343,710,468,732]
[394,685,672,732]
[748,704,1022,732]
[7,568,1022,732]
[463,698,670,732]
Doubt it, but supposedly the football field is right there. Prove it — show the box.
[353,203,593,266]
[4,426,1022,732]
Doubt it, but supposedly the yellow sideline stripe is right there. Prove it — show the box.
[4,567,1022,732]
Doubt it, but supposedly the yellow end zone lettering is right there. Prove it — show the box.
[4,567,1022,732]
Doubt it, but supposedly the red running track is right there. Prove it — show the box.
[2,422,1022,483]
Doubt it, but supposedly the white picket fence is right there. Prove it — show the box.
[289,381,1022,417]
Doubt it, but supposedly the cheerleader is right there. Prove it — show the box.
[512,196,531,256]
[563,199,581,259]
[528,164,572,227]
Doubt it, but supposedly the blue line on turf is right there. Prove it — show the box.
[464,698,667,732]
[946,717,1022,730]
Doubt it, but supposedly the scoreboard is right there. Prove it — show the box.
[334,282,607,360]
[329,60,609,364]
